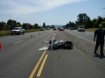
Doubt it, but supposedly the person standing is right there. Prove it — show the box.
[48,40,52,50]
[94,24,105,57]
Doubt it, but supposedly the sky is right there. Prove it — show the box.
[0,0,105,25]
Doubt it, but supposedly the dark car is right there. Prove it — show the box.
[59,28,64,31]
[53,28,58,31]
[78,26,85,32]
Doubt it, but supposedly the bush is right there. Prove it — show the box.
[101,22,105,28]
[0,29,41,36]
[0,31,11,36]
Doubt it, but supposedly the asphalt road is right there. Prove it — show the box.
[0,30,105,78]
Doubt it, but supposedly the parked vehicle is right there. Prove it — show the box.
[78,26,85,32]
[11,27,25,35]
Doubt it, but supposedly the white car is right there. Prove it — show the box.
[78,27,85,32]
[11,27,25,35]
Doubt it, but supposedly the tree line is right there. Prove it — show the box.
[65,13,105,29]
[0,19,53,31]
[0,13,105,31]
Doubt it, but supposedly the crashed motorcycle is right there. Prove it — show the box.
[48,40,73,50]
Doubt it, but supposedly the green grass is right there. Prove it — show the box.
[86,28,97,32]
[86,28,105,32]
[0,29,41,37]
[0,30,11,36]
[25,29,41,33]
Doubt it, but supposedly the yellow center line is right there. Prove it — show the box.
[37,54,48,77]
[36,32,57,77]
[29,32,57,78]
[51,33,57,40]
[29,50,46,78]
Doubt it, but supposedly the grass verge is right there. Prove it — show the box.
[86,28,105,32]
[0,29,41,37]
[0,30,11,36]
[25,29,41,33]
[86,28,97,32]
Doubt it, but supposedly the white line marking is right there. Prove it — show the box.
[13,40,23,44]
[68,30,105,50]
[68,31,95,44]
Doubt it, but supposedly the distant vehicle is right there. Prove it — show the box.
[11,27,25,35]
[59,27,64,31]
[53,28,58,31]
[47,28,50,30]
[40,28,45,31]
[78,26,85,32]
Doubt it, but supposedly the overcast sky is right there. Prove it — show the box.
[0,0,105,25]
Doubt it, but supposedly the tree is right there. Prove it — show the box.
[77,13,89,25]
[51,25,55,29]
[0,22,6,31]
[22,23,32,30]
[91,18,97,28]
[103,17,105,21]
[91,16,104,28]
[97,16,104,24]
[77,13,85,25]
[84,17,92,28]
[16,22,21,27]
[7,19,17,30]
[70,22,75,28]
[69,21,72,28]
[101,22,105,28]
[43,22,46,28]
[33,23,39,29]
[65,23,69,29]
[77,13,92,28]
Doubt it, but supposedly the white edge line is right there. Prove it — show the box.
[68,30,105,50]
[13,40,23,44]
[68,31,95,44]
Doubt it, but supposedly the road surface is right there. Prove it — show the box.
[0,30,105,78]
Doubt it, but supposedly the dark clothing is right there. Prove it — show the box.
[94,41,104,55]
[94,29,105,43]
[94,29,105,55]
[49,40,52,44]
[48,40,52,50]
